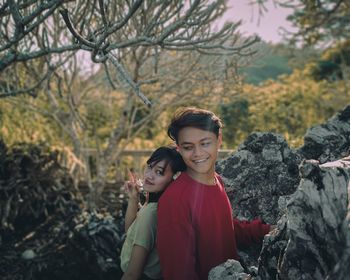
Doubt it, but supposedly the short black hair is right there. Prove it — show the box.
[147,146,186,173]
[167,107,222,143]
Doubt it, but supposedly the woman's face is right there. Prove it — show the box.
[142,159,173,193]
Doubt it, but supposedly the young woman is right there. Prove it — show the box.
[120,146,186,280]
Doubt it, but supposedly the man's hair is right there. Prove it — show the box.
[167,107,223,143]
[147,146,186,173]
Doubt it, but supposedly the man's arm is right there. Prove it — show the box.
[233,218,271,247]
[157,198,198,280]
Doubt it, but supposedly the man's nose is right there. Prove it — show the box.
[193,145,202,156]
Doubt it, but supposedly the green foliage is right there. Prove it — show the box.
[0,97,61,147]
[240,69,349,147]
[240,43,293,85]
[308,60,342,81]
[244,57,291,84]
[219,99,251,147]
[305,40,350,81]
[85,101,114,138]
[285,0,350,44]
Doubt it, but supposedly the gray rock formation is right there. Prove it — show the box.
[208,259,250,280]
[327,176,350,280]
[299,104,350,163]
[261,160,350,280]
[217,132,303,224]
[214,105,350,279]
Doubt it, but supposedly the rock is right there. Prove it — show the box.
[216,132,303,224]
[208,259,250,280]
[67,211,123,278]
[270,160,349,279]
[298,105,350,163]
[328,197,350,280]
[257,215,289,279]
[21,249,36,260]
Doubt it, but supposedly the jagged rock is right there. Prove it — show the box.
[266,160,350,279]
[1,210,125,280]
[0,141,125,280]
[216,132,303,224]
[208,259,250,280]
[213,157,350,280]
[257,214,289,279]
[65,211,124,279]
[328,182,350,280]
[299,105,350,163]
[0,141,79,240]
[21,249,36,260]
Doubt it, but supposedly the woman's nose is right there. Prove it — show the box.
[144,168,154,179]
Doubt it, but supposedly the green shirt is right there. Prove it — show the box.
[120,203,161,279]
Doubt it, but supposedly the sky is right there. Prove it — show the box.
[221,0,296,43]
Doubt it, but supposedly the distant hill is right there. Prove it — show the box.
[240,42,293,85]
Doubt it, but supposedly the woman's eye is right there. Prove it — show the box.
[156,170,164,175]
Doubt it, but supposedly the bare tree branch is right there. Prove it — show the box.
[107,52,152,106]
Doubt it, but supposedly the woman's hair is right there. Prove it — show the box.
[167,107,222,143]
[147,146,186,174]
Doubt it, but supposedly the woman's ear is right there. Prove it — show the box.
[218,131,222,147]
[172,171,181,180]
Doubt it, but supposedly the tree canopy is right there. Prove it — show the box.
[0,0,258,102]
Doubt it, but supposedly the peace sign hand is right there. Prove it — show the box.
[124,169,142,201]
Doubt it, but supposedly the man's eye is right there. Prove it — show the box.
[202,142,210,146]
[183,146,192,150]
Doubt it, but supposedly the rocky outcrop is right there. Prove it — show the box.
[208,259,250,280]
[215,105,350,279]
[216,132,303,224]
[0,142,125,280]
[282,161,349,279]
[299,104,350,163]
[259,159,350,280]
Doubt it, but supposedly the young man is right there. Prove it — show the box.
[157,107,271,280]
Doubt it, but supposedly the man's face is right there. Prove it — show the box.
[177,127,221,178]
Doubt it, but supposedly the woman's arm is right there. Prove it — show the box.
[121,245,149,280]
[124,170,143,232]
[124,196,139,232]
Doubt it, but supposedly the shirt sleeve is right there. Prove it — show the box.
[133,206,157,251]
[233,218,271,247]
[157,195,199,280]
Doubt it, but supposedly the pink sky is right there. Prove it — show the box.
[221,0,295,43]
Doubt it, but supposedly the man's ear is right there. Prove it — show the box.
[218,131,222,147]
[176,144,180,151]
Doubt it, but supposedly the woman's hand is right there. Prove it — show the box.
[124,169,142,201]
[124,180,140,201]
[124,169,142,232]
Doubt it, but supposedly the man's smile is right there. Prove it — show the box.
[193,158,209,164]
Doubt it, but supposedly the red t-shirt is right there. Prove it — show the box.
[157,172,270,280]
